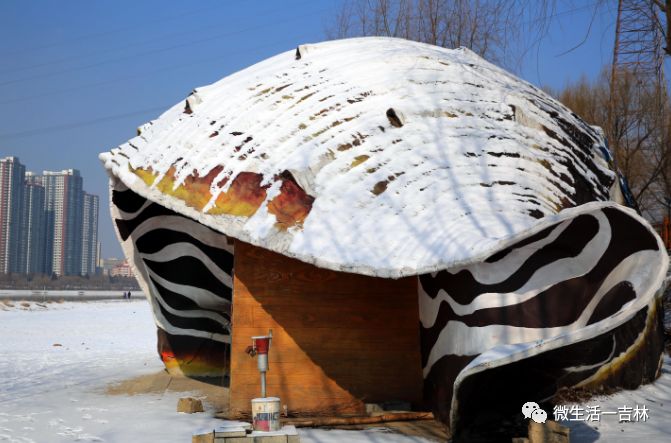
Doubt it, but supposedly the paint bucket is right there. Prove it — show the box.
[252,397,281,432]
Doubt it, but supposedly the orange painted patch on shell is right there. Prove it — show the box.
[131,164,313,227]
[208,171,268,217]
[160,350,177,362]
[132,164,268,216]
[150,167,208,210]
[268,173,315,228]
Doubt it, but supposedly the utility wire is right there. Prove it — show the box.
[554,0,605,57]
[0,2,595,88]
[0,35,313,105]
[0,0,316,76]
[0,2,607,140]
[0,106,169,140]
[0,32,316,105]
[0,30,316,139]
[0,2,227,58]
[520,0,604,27]
[0,6,329,88]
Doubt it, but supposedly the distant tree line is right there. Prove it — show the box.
[0,272,141,291]
[549,68,671,219]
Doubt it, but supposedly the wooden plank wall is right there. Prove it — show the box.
[229,241,423,417]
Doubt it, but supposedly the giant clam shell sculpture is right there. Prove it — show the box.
[100,37,667,438]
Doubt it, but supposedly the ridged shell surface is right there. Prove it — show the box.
[100,37,616,277]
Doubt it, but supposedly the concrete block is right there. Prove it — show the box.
[210,424,299,442]
[279,426,297,436]
[214,429,247,438]
[249,425,299,442]
[252,436,287,443]
[178,397,204,413]
[192,431,214,443]
[214,422,252,441]
[528,420,570,443]
[215,423,251,433]
[365,403,383,414]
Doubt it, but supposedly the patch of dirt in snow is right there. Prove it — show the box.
[106,371,229,412]
[1,299,68,312]
[106,372,448,441]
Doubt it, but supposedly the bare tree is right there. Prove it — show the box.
[557,67,671,216]
[326,0,558,69]
[642,0,671,56]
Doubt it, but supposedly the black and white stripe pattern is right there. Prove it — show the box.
[109,175,666,437]
[110,180,234,344]
[419,204,667,436]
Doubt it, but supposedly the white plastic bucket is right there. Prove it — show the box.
[251,397,281,432]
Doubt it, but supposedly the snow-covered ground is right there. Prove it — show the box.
[559,356,671,442]
[0,300,436,443]
[1,300,669,442]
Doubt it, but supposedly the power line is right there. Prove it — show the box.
[0,2,227,58]
[0,106,169,140]
[0,0,317,77]
[0,6,329,88]
[0,31,316,140]
[0,34,314,105]
[553,1,604,57]
[0,2,610,141]
[520,0,604,27]
[0,2,598,88]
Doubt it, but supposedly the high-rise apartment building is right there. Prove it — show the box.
[0,156,25,274]
[19,173,46,274]
[0,161,99,277]
[43,169,83,276]
[81,192,99,276]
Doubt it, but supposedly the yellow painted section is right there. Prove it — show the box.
[131,165,157,187]
[131,165,267,216]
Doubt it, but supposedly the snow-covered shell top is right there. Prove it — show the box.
[100,37,617,278]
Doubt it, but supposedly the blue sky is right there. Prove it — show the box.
[0,0,647,258]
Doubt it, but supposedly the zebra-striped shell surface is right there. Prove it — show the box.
[100,37,620,278]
